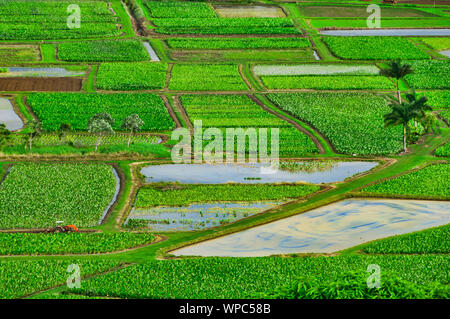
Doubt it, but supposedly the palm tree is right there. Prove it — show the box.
[87,113,115,152]
[405,91,432,127]
[379,60,413,103]
[121,114,145,147]
[384,101,420,153]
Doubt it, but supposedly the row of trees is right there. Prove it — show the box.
[380,60,440,153]
[0,113,145,152]
[87,113,145,151]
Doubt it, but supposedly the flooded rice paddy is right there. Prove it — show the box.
[172,199,450,257]
[253,64,379,76]
[144,43,160,62]
[0,67,85,77]
[125,201,285,232]
[98,167,121,225]
[140,161,379,184]
[0,97,23,131]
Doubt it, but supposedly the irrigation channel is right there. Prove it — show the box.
[172,199,450,257]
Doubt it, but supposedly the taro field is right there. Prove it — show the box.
[0,0,448,302]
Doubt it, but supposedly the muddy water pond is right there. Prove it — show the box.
[125,201,285,232]
[140,161,378,184]
[0,67,85,77]
[172,199,450,257]
[253,64,379,76]
[214,5,286,18]
[320,29,450,36]
[0,97,23,131]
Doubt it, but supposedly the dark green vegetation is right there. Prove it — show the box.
[96,63,168,90]
[362,224,450,254]
[404,60,450,89]
[166,38,311,50]
[27,93,175,131]
[135,184,321,207]
[0,260,120,298]
[267,93,403,155]
[0,163,117,229]
[0,1,122,40]
[323,37,430,60]
[0,232,155,255]
[360,164,449,199]
[169,64,248,91]
[435,142,450,157]
[58,40,149,62]
[71,255,449,298]
[180,94,318,156]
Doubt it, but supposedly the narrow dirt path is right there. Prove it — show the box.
[164,63,173,91]
[248,94,325,154]
[239,64,254,91]
[173,95,193,133]
[160,95,181,128]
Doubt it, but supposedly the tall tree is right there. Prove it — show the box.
[0,123,11,149]
[121,114,145,147]
[379,60,413,103]
[87,113,114,152]
[405,91,432,127]
[384,102,420,153]
[27,120,42,151]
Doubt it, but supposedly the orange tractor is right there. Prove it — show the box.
[45,224,79,233]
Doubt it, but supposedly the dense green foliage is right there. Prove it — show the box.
[260,75,394,90]
[435,142,450,157]
[72,255,450,298]
[167,38,310,49]
[404,60,450,89]
[0,163,117,229]
[264,271,448,299]
[418,91,449,110]
[323,37,429,60]
[0,1,121,40]
[418,37,450,50]
[135,183,320,207]
[58,40,149,62]
[0,260,120,298]
[180,94,318,156]
[361,164,449,199]
[97,63,168,90]
[27,93,174,131]
[362,224,450,254]
[0,232,154,255]
[146,1,216,18]
[267,93,403,155]
[169,64,248,91]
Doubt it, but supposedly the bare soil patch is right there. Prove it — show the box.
[0,77,82,92]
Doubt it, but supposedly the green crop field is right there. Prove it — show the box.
[96,63,168,90]
[0,232,154,255]
[58,40,149,62]
[267,92,403,155]
[27,93,175,131]
[180,94,318,156]
[0,0,449,303]
[323,37,430,60]
[169,64,248,91]
[360,164,450,199]
[0,1,122,40]
[0,163,117,229]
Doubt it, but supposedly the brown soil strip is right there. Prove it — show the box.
[164,63,173,91]
[174,94,193,132]
[160,94,181,128]
[248,94,325,154]
[0,77,82,92]
[238,64,254,91]
[99,163,125,226]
